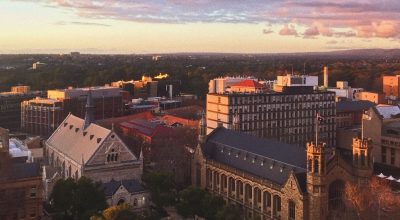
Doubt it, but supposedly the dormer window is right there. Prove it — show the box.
[106,149,119,163]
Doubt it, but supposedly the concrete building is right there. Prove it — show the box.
[206,74,336,147]
[383,75,400,98]
[0,127,43,220]
[192,118,373,220]
[22,87,123,137]
[327,81,363,101]
[363,105,400,168]
[21,98,64,137]
[354,91,385,104]
[43,95,147,209]
[0,86,44,131]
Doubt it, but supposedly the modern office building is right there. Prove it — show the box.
[21,86,123,137]
[0,86,44,131]
[206,74,336,147]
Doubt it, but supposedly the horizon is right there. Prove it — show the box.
[2,0,400,54]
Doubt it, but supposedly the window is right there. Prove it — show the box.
[289,200,296,220]
[382,147,387,164]
[107,149,119,163]
[391,148,395,165]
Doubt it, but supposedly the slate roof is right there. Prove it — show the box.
[204,128,307,190]
[102,179,146,197]
[1,162,41,180]
[336,100,375,113]
[46,114,112,165]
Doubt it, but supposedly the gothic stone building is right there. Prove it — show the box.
[43,92,148,209]
[192,119,373,220]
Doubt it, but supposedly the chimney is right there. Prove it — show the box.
[323,66,328,87]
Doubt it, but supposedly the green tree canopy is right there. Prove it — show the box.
[50,177,108,220]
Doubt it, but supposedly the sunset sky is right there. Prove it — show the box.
[1,0,400,54]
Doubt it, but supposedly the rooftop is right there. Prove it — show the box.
[204,127,307,189]
[230,80,265,89]
[102,179,146,197]
[336,100,375,112]
[375,104,400,119]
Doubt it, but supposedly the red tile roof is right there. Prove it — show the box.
[231,80,264,89]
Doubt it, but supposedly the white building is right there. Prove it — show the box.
[327,81,363,100]
[208,76,256,94]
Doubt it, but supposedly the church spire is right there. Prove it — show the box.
[83,89,95,129]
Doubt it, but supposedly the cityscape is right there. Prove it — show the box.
[1,1,400,220]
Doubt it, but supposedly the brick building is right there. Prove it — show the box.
[192,117,373,220]
[0,127,43,220]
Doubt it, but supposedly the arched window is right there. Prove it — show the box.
[308,158,312,172]
[273,195,281,217]
[133,198,138,207]
[117,199,125,205]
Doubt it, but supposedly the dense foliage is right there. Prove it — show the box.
[1,50,400,99]
[50,177,108,220]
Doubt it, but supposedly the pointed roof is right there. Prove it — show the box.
[47,114,111,165]
[230,80,265,89]
[83,89,95,129]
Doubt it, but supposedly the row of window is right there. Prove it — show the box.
[228,93,335,105]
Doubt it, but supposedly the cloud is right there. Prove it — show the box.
[54,21,111,27]
[279,24,298,36]
[20,0,400,39]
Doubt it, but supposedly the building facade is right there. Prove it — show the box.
[192,119,373,220]
[383,75,400,98]
[0,86,44,131]
[354,91,385,104]
[22,87,123,137]
[0,127,43,220]
[363,105,400,168]
[207,90,336,147]
[43,95,148,209]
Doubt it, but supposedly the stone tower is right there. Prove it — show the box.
[306,142,328,220]
[192,111,207,188]
[352,137,373,183]
[83,89,95,129]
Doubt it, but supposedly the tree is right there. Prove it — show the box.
[142,170,176,207]
[344,177,400,220]
[176,187,225,220]
[50,177,108,220]
[90,204,139,220]
[215,204,244,220]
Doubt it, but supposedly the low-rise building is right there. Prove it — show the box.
[354,91,385,104]
[0,127,43,220]
[363,105,400,168]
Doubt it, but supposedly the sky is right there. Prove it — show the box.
[1,0,400,54]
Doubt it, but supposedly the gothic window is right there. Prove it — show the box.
[133,198,138,207]
[106,149,119,163]
[273,195,281,216]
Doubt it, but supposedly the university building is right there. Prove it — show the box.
[363,104,400,168]
[0,127,43,220]
[206,75,336,147]
[192,115,373,220]
[43,93,148,209]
